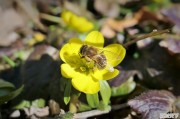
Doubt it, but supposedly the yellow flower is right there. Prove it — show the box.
[61,10,94,33]
[60,31,126,94]
[28,32,45,46]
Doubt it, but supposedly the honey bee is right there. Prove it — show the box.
[79,45,114,72]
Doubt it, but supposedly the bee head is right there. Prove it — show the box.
[80,45,88,55]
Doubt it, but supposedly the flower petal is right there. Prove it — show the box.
[72,74,100,94]
[85,31,104,48]
[60,38,82,63]
[103,69,119,80]
[69,38,83,54]
[61,10,73,24]
[103,44,126,67]
[71,16,94,32]
[60,43,70,63]
[61,63,76,78]
[92,69,119,80]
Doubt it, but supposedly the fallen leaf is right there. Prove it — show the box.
[108,67,142,87]
[161,5,180,33]
[128,90,176,119]
[15,0,46,31]
[34,106,49,117]
[49,99,61,115]
[0,8,24,46]
[174,96,180,113]
[94,0,120,17]
[103,7,166,32]
[146,67,162,77]
[159,38,180,54]
[10,110,20,118]
[27,44,59,60]
[101,24,116,38]
[105,18,138,32]
[24,106,49,117]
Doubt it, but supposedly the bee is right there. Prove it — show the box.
[79,45,114,72]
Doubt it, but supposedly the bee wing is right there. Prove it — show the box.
[103,44,125,66]
[105,64,114,72]
[97,48,121,62]
[97,44,125,71]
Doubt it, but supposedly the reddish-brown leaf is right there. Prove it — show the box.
[128,90,176,119]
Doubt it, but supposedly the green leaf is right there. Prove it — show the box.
[78,102,92,112]
[0,80,16,97]
[0,79,15,89]
[86,93,99,108]
[59,112,74,119]
[100,80,111,106]
[32,98,45,108]
[0,85,24,105]
[64,80,71,105]
[111,77,136,97]
[97,101,111,111]
[0,88,15,97]
[2,55,16,67]
[14,100,31,109]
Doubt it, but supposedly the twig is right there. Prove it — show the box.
[111,103,129,111]
[153,33,180,40]
[40,13,65,27]
[123,29,170,48]
[74,109,110,119]
[74,103,128,119]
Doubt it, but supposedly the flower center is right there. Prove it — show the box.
[80,66,86,72]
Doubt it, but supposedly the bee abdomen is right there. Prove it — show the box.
[95,55,107,69]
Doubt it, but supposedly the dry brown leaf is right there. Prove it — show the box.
[159,38,180,54]
[15,0,46,31]
[64,1,94,20]
[101,24,116,38]
[27,44,59,60]
[102,7,166,33]
[128,90,176,119]
[0,8,24,46]
[49,99,61,115]
[94,0,120,17]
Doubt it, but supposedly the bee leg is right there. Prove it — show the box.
[78,53,84,58]
[100,51,104,54]
[84,56,92,62]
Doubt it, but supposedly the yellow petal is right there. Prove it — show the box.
[92,69,119,80]
[70,16,94,32]
[68,13,93,32]
[103,44,126,67]
[85,31,104,48]
[61,63,76,78]
[60,43,70,63]
[77,19,94,32]
[72,74,100,94]
[103,69,119,80]
[61,10,73,24]
[69,38,83,54]
[60,38,82,63]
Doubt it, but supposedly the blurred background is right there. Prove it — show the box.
[0,0,180,119]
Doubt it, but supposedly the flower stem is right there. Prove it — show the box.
[123,29,170,48]
[69,95,79,113]
[2,55,16,67]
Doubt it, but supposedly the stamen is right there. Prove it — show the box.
[80,67,86,72]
